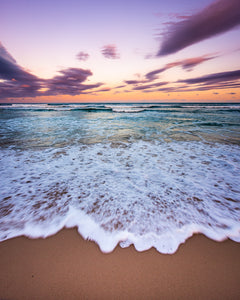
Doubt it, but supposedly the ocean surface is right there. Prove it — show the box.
[0,102,240,254]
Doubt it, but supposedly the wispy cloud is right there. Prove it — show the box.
[124,54,216,92]
[94,87,111,92]
[123,76,168,92]
[124,80,146,85]
[145,68,166,81]
[154,69,240,93]
[145,54,217,81]
[101,44,120,59]
[152,70,240,95]
[132,82,168,91]
[158,0,240,56]
[178,69,240,85]
[76,51,90,61]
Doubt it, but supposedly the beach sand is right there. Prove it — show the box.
[0,228,240,299]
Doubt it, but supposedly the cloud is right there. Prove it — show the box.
[0,42,16,64]
[178,69,240,85]
[76,51,90,61]
[0,43,40,83]
[0,43,43,98]
[123,75,168,92]
[155,69,240,93]
[158,0,240,56]
[101,44,120,59]
[175,55,217,71]
[0,43,103,99]
[145,54,216,80]
[124,80,146,85]
[145,68,166,81]
[114,85,126,89]
[45,68,102,96]
[94,87,111,92]
[157,86,179,93]
[0,80,42,99]
[132,81,168,91]
[167,13,190,20]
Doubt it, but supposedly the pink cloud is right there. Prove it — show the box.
[76,51,90,61]
[145,54,216,80]
[101,44,120,59]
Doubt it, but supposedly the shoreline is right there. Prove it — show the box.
[0,228,240,299]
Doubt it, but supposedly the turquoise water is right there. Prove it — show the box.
[0,103,240,253]
[1,103,240,148]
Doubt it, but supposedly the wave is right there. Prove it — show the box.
[1,141,240,253]
[1,103,240,116]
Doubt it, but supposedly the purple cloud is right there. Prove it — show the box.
[0,43,43,98]
[114,85,126,89]
[124,80,146,85]
[0,42,16,65]
[186,82,240,92]
[158,0,240,56]
[177,55,217,71]
[145,54,216,80]
[76,51,90,61]
[0,42,40,83]
[101,44,120,59]
[145,68,166,81]
[46,68,102,96]
[94,87,111,92]
[155,70,240,93]
[178,69,240,85]
[0,43,103,99]
[132,81,168,91]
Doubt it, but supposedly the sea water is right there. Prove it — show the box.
[0,103,240,253]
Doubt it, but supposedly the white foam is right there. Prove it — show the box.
[105,105,145,113]
[0,141,240,253]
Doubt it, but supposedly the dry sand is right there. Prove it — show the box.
[0,228,240,299]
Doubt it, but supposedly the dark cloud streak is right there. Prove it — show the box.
[158,0,240,56]
[132,81,168,91]
[178,69,240,85]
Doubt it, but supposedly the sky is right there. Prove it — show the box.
[0,0,240,103]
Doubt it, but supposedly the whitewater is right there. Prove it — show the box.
[0,103,240,253]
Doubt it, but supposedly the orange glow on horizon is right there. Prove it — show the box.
[7,86,239,104]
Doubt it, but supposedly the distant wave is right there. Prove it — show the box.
[0,103,239,113]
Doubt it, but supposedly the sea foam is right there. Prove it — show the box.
[0,140,240,253]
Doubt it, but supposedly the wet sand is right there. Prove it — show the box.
[0,228,240,299]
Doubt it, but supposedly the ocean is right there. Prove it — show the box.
[0,102,240,254]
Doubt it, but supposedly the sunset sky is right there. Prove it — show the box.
[0,0,240,103]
